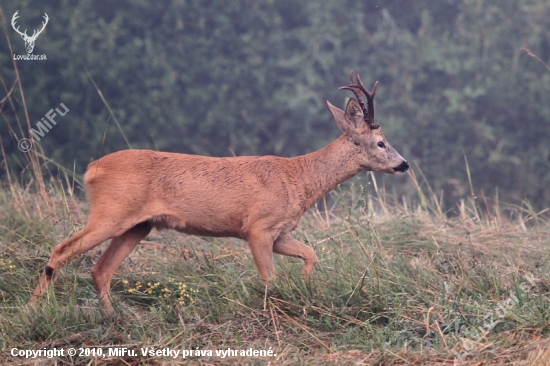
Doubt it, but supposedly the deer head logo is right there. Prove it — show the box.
[11,10,49,54]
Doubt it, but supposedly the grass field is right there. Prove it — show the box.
[1,174,549,365]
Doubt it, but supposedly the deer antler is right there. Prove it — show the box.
[11,11,27,37]
[33,13,49,39]
[11,11,49,40]
[339,71,379,129]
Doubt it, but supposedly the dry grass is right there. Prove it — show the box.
[1,177,549,365]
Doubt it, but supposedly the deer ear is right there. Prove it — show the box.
[326,100,349,133]
[344,98,364,130]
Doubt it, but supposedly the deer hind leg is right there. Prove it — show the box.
[91,222,152,314]
[273,233,318,277]
[29,218,137,304]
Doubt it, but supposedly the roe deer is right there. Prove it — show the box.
[29,72,409,314]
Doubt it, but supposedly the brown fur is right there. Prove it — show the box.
[29,90,408,314]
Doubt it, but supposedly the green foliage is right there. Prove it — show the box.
[1,0,549,208]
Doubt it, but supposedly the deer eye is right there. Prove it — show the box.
[353,140,360,146]
[377,141,386,148]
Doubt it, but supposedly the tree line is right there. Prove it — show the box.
[1,0,549,210]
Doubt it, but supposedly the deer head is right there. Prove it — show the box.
[11,11,49,54]
[326,71,409,174]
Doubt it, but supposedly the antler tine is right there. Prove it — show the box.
[338,71,379,129]
[33,13,49,38]
[11,11,26,36]
[339,70,366,106]
[355,73,378,100]
[40,13,49,30]
[356,73,378,124]
[11,10,19,26]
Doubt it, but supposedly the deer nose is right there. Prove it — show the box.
[393,161,409,173]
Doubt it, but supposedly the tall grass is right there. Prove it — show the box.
[1,172,549,364]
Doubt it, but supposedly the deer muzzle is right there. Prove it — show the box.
[393,160,409,173]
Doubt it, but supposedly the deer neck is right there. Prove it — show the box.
[293,135,361,210]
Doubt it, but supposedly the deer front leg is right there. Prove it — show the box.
[273,233,317,277]
[246,229,277,282]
